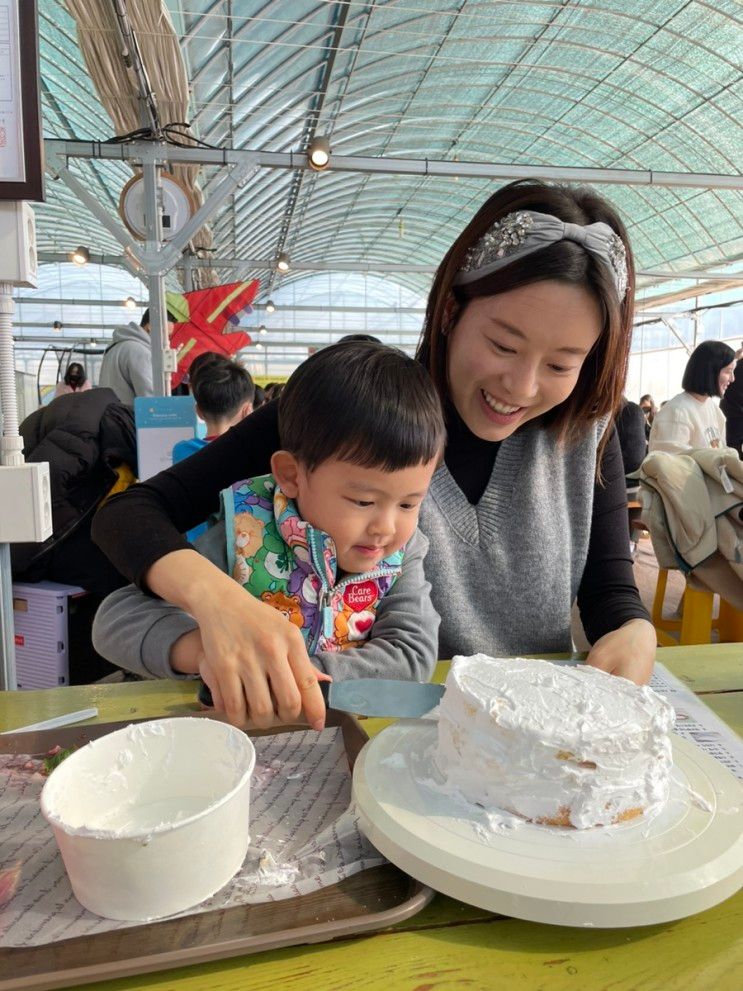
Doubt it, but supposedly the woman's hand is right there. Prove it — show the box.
[194,580,327,729]
[585,618,657,685]
[148,549,326,730]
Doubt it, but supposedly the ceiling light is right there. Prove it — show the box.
[124,296,137,309]
[307,136,331,171]
[265,299,276,313]
[259,325,267,335]
[52,320,63,331]
[256,343,264,351]
[70,246,90,266]
[276,252,290,273]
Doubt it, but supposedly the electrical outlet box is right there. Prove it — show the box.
[0,463,52,542]
[163,347,178,372]
[0,201,38,287]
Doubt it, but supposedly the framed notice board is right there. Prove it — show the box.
[0,0,43,201]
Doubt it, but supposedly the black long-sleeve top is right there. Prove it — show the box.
[92,399,650,644]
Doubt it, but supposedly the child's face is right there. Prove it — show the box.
[291,456,438,574]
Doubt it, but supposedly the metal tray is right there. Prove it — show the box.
[0,711,434,991]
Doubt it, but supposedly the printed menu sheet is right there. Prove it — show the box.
[651,662,743,781]
[0,727,384,948]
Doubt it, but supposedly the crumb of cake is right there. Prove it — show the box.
[537,806,573,828]
[613,807,643,824]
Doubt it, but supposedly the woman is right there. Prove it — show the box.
[648,341,736,455]
[54,361,91,397]
[92,181,655,729]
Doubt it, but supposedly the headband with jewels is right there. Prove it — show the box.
[454,210,629,301]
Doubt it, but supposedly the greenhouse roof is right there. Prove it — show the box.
[35,0,743,311]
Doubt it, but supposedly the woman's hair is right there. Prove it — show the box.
[681,340,735,397]
[63,362,86,389]
[279,341,446,471]
[416,180,635,459]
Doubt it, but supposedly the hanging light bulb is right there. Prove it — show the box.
[307,136,331,171]
[124,296,137,309]
[70,246,91,266]
[265,299,276,313]
[259,325,267,336]
[276,252,290,273]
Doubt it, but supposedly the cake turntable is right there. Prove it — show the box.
[352,721,743,928]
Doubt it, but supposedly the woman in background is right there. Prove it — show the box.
[54,361,91,397]
[648,341,736,455]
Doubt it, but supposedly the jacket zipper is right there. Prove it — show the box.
[306,530,400,652]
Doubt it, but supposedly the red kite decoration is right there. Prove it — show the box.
[167,280,259,388]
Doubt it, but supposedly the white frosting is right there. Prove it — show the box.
[435,655,676,829]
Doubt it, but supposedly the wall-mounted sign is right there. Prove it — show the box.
[0,0,44,201]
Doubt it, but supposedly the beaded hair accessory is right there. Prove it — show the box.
[455,210,629,301]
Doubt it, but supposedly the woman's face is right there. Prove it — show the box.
[718,361,736,396]
[446,281,603,441]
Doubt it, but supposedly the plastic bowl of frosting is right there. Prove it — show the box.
[40,717,255,921]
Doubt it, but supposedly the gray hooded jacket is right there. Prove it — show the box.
[98,322,153,404]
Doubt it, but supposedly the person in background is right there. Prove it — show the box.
[648,340,736,455]
[92,341,444,700]
[615,397,647,476]
[99,307,176,404]
[55,361,91,397]
[252,384,266,409]
[264,382,285,403]
[720,342,743,458]
[172,355,255,543]
[172,355,255,464]
[93,180,655,731]
[639,394,657,441]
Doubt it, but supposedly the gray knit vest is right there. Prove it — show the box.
[419,421,599,659]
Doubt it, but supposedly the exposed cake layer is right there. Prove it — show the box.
[435,654,675,829]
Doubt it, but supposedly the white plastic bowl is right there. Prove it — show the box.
[40,717,255,921]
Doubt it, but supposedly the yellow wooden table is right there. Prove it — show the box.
[1,645,741,991]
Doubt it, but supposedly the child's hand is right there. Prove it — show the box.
[193,581,327,730]
[585,618,656,685]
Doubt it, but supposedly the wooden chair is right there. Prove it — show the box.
[651,568,743,646]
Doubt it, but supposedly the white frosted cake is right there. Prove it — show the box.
[435,654,675,829]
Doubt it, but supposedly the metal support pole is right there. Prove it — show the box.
[0,282,21,690]
[142,161,169,396]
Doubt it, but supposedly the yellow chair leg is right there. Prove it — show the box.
[718,598,743,643]
[679,586,715,645]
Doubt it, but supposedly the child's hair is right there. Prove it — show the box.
[192,357,255,419]
[279,340,445,471]
[682,340,736,398]
[63,362,86,389]
[188,351,227,387]
[417,179,635,458]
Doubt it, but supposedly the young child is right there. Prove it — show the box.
[92,341,446,710]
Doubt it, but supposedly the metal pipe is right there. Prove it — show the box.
[44,139,743,189]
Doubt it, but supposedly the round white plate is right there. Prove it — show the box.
[352,721,743,928]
